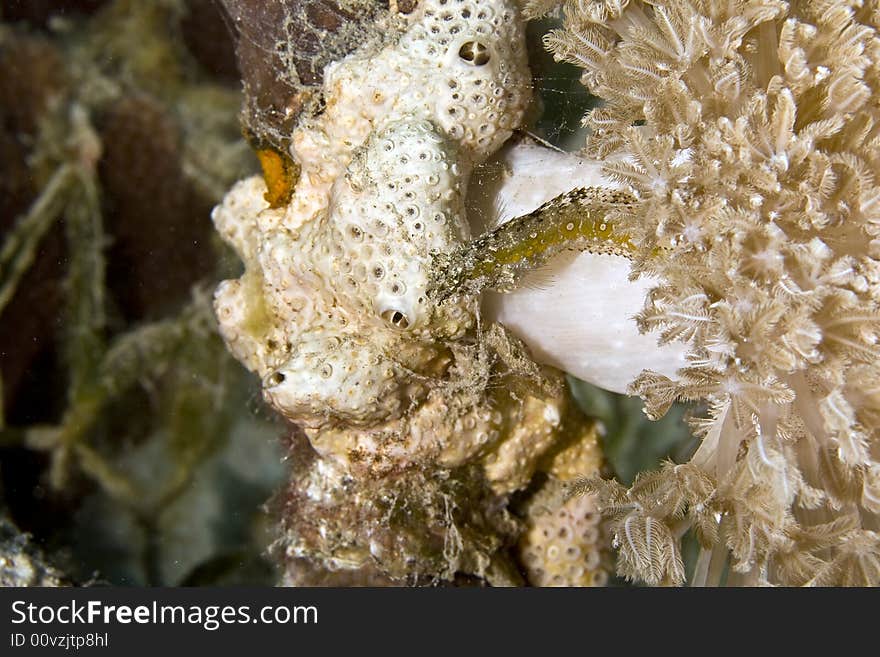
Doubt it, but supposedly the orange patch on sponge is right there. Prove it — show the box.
[256,147,299,208]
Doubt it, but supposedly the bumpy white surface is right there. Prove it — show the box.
[324,120,469,334]
[476,143,689,394]
[520,490,607,587]
[213,0,534,466]
[214,0,679,480]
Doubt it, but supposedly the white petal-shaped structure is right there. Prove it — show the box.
[472,141,688,394]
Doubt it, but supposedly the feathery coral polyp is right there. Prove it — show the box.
[548,0,880,586]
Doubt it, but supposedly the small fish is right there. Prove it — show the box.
[429,186,637,302]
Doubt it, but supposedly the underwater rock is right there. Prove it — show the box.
[214,0,535,473]
[218,0,388,149]
[214,0,605,583]
[0,515,69,586]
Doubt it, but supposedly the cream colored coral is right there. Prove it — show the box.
[539,0,880,586]
[519,481,608,587]
[212,0,597,503]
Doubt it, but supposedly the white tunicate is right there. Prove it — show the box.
[472,141,689,394]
